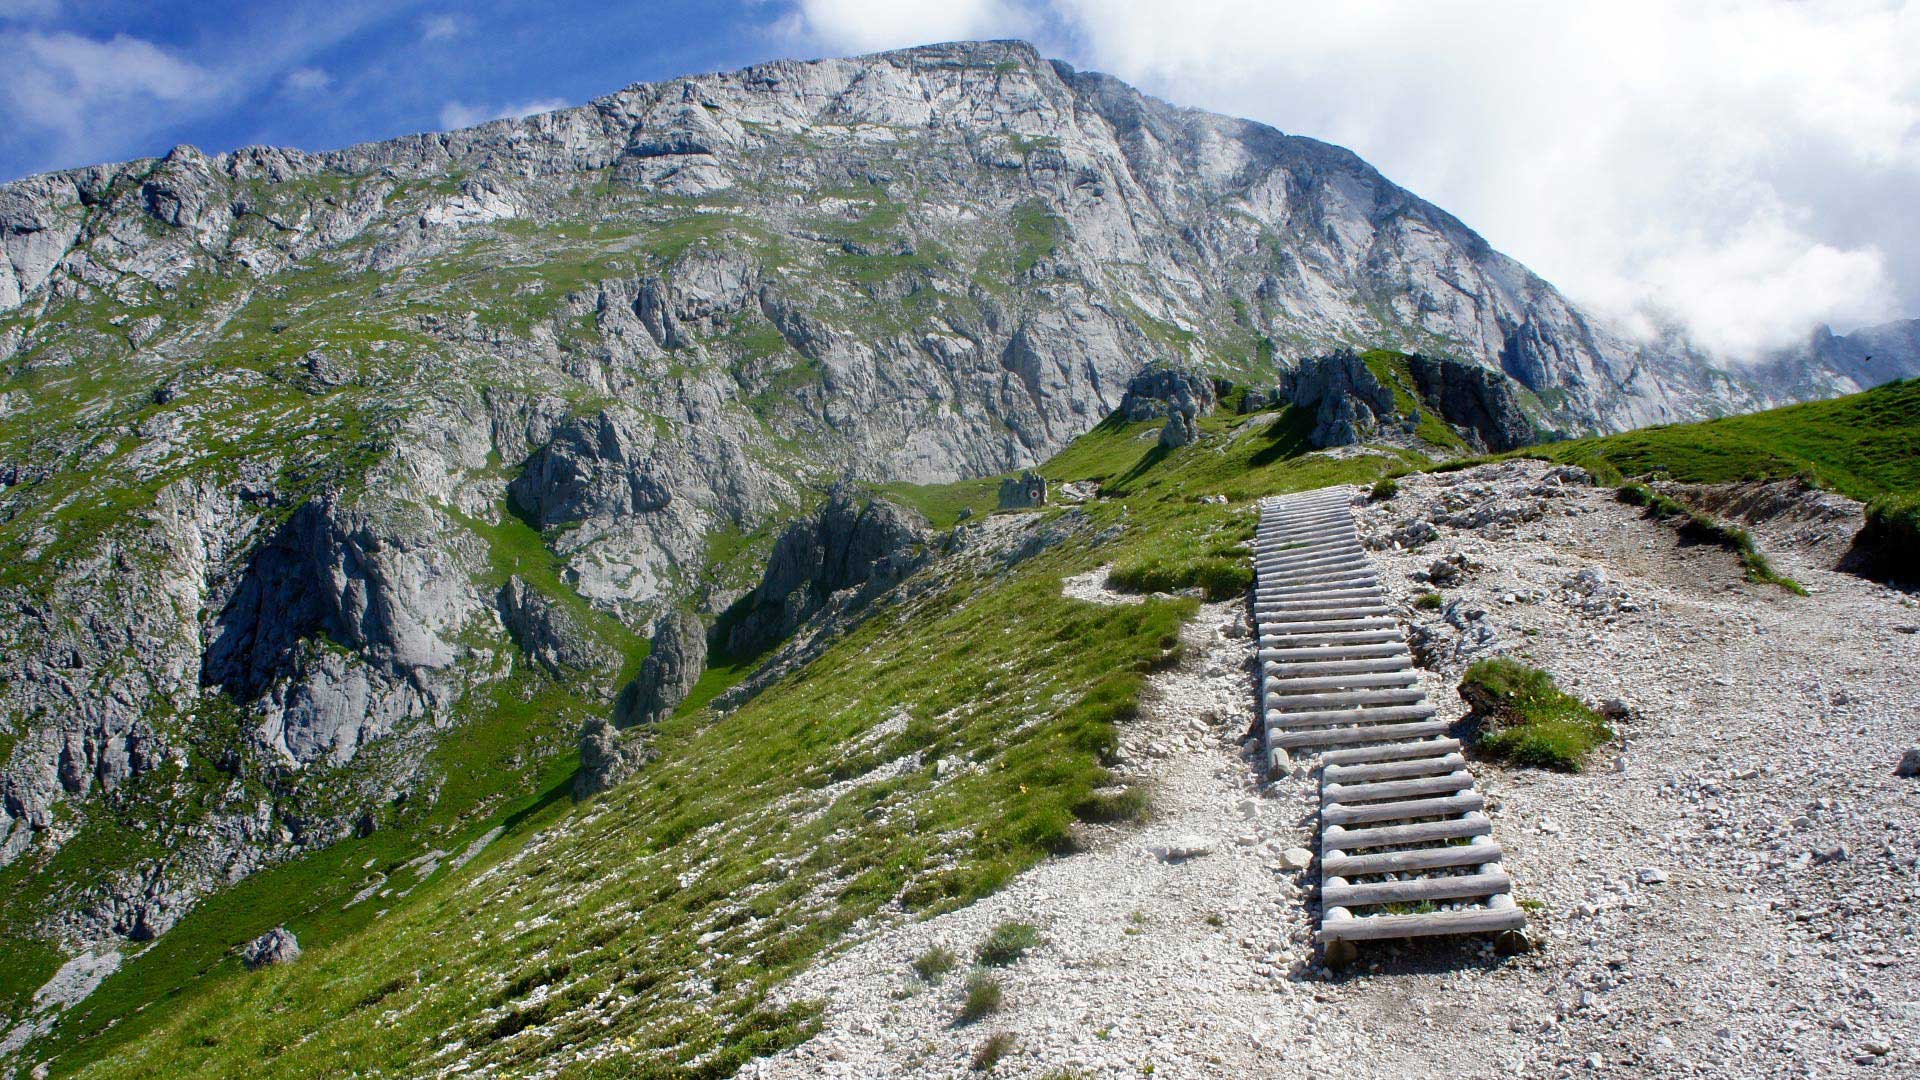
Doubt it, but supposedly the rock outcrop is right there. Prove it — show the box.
[1405,353,1544,451]
[1280,351,1402,447]
[998,471,1048,509]
[614,610,708,729]
[241,927,300,969]
[724,487,931,658]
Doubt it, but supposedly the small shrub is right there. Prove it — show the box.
[958,971,1004,1022]
[910,945,959,983]
[1858,492,1920,581]
[1369,476,1400,501]
[975,922,1043,966]
[1458,658,1613,771]
[971,1031,1016,1071]
[1413,591,1443,610]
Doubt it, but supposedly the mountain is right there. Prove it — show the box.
[1747,317,1920,401]
[0,39,1908,1067]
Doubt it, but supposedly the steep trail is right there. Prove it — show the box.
[1254,488,1526,960]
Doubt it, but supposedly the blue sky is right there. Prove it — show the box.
[0,0,791,182]
[3,1,1916,356]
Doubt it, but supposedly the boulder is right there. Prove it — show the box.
[997,470,1048,509]
[242,926,300,969]
[1117,364,1216,422]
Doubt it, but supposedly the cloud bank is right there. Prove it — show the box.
[779,0,1920,358]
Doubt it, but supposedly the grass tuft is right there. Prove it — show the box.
[1413,591,1444,610]
[1458,658,1613,771]
[975,922,1044,967]
[1369,476,1400,501]
[958,971,1004,1023]
[910,946,960,983]
[971,1031,1017,1071]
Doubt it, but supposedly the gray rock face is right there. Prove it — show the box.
[1281,351,1400,447]
[499,577,617,679]
[1406,353,1543,451]
[241,926,300,969]
[724,486,931,658]
[1118,366,1217,423]
[614,610,707,729]
[998,471,1048,509]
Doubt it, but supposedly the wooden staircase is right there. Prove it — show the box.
[1254,488,1526,963]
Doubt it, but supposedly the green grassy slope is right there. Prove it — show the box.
[1523,377,1920,501]
[43,403,1407,1079]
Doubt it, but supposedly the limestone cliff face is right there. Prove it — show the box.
[0,39,1889,958]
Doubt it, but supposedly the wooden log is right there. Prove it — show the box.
[1318,906,1526,942]
[1257,643,1406,662]
[1259,657,1412,678]
[1268,719,1451,749]
[1322,753,1466,785]
[1322,871,1512,908]
[1265,702,1435,728]
[1322,791,1483,826]
[1319,737,1462,766]
[1257,616,1398,635]
[1256,629,1402,647]
[1263,669,1420,694]
[1265,687,1426,714]
[1322,770,1473,804]
[1321,812,1491,850]
[1321,842,1504,878]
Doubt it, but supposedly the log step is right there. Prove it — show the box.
[1321,813,1491,851]
[1322,791,1485,827]
[1267,719,1452,749]
[1323,770,1474,804]
[1322,870,1512,909]
[1264,702,1436,729]
[1319,905,1526,943]
[1319,737,1463,766]
[1322,752,1466,785]
[1322,841,1503,878]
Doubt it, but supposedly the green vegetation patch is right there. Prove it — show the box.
[1527,377,1920,501]
[974,922,1043,967]
[1458,658,1613,772]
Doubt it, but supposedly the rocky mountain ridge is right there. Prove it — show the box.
[0,37,1911,1001]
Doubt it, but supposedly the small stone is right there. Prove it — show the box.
[1636,867,1668,885]
[1267,747,1294,778]
[1278,847,1312,871]
[1896,748,1920,778]
[1236,798,1260,820]
[1156,835,1214,862]
[1813,843,1849,865]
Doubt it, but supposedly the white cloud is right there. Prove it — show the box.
[1,30,226,163]
[438,97,569,130]
[419,14,463,43]
[775,0,1036,54]
[283,66,332,94]
[775,0,1920,358]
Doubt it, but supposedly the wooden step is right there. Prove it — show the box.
[1323,870,1512,909]
[1322,752,1466,785]
[1323,771,1473,804]
[1260,656,1411,678]
[1264,670,1420,695]
[1322,791,1484,827]
[1258,616,1398,636]
[1266,698,1433,725]
[1257,642,1406,662]
[1319,905,1526,943]
[1266,687,1426,714]
[1320,737,1463,766]
[1257,629,1402,648]
[1322,840,1503,878]
[1267,718,1450,748]
[1321,813,1492,852]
